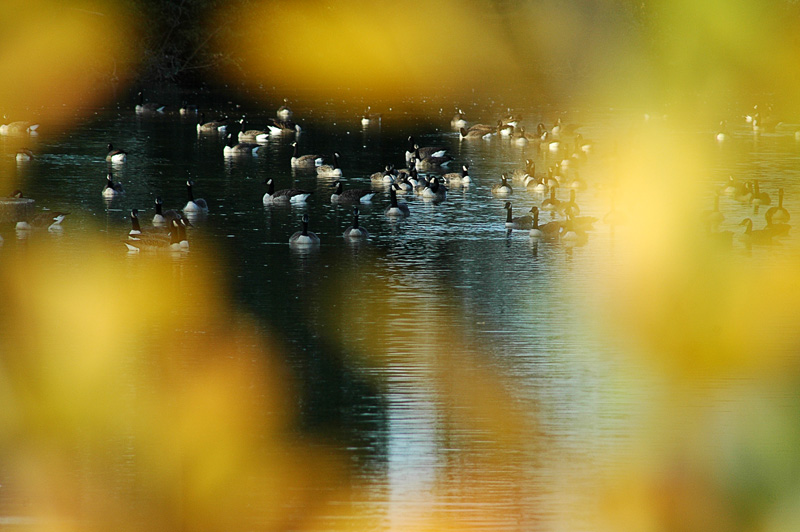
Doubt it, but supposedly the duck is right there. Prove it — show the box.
[134,91,165,115]
[268,118,301,135]
[15,210,69,231]
[125,218,184,253]
[491,174,513,196]
[276,100,293,121]
[0,121,39,136]
[153,196,183,226]
[317,152,343,177]
[421,177,447,202]
[102,173,125,197]
[385,183,410,217]
[504,202,534,230]
[765,188,790,224]
[223,133,261,156]
[451,109,467,130]
[262,178,312,205]
[459,124,494,140]
[237,117,270,143]
[290,142,324,168]
[183,180,209,213]
[289,214,320,246]
[738,218,774,245]
[106,143,127,163]
[197,113,228,134]
[331,180,376,203]
[15,148,34,162]
[343,206,369,240]
[443,164,471,187]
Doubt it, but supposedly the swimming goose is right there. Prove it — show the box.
[179,101,198,116]
[459,125,494,140]
[129,208,172,239]
[268,118,301,135]
[343,206,369,240]
[125,218,183,253]
[134,91,165,114]
[496,119,515,138]
[541,188,561,212]
[197,113,228,134]
[393,174,413,193]
[262,178,312,205]
[183,180,209,213]
[511,159,535,183]
[500,113,522,129]
[557,189,580,216]
[512,126,538,145]
[361,107,381,126]
[317,152,343,177]
[443,164,471,187]
[491,174,513,196]
[106,143,127,163]
[421,177,447,202]
[291,142,324,168]
[238,118,270,143]
[405,136,447,163]
[385,183,410,217]
[751,179,771,206]
[739,218,774,245]
[153,196,183,226]
[15,210,70,231]
[289,214,320,246]
[276,100,293,121]
[504,202,534,230]
[560,214,589,246]
[734,181,753,204]
[765,188,790,224]
[412,147,452,170]
[16,148,34,162]
[223,133,261,156]
[529,207,560,239]
[451,109,467,130]
[102,173,124,197]
[331,181,375,203]
[370,165,396,184]
[0,121,39,136]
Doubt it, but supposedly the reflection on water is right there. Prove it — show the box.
[1,94,800,530]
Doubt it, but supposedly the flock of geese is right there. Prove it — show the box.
[2,95,794,252]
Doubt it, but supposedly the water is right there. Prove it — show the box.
[1,94,799,530]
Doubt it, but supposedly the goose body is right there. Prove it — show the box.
[459,125,494,140]
[343,207,369,240]
[370,165,396,184]
[106,143,127,163]
[102,173,124,197]
[331,181,375,203]
[289,214,320,246]
[153,196,182,226]
[268,119,301,135]
[224,134,260,156]
[529,207,559,239]
[405,136,447,163]
[197,113,228,134]
[125,219,184,253]
[277,101,293,121]
[15,211,69,231]
[0,121,39,136]
[290,142,324,168]
[385,184,410,217]
[183,180,209,213]
[262,178,312,205]
[739,218,774,245]
[443,164,471,187]
[317,152,343,177]
[238,118,270,143]
[134,91,165,114]
[765,188,790,224]
[451,109,467,129]
[491,174,513,196]
[541,188,561,212]
[504,202,533,230]
[421,177,447,202]
[16,148,33,162]
[751,179,771,206]
[361,107,381,126]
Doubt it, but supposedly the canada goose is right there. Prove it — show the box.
[720,176,741,196]
[504,202,534,230]
[106,143,127,163]
[361,107,381,126]
[574,133,593,155]
[702,194,725,226]
[557,189,580,216]
[540,131,562,153]
[331,181,375,203]
[496,119,514,138]
[560,214,589,246]
[405,136,447,161]
[15,148,33,162]
[491,174,513,196]
[734,181,753,203]
[153,196,182,226]
[500,112,522,128]
[15,210,69,231]
[739,218,774,245]
[343,207,369,240]
[291,142,324,168]
[223,133,260,156]
[197,113,228,134]
[412,146,452,170]
[102,173,124,197]
[751,179,771,206]
[262,178,312,205]
[459,125,494,140]
[183,180,208,213]
[370,165,396,184]
[529,207,560,239]
[317,152,343,177]
[765,188,790,224]
[451,109,467,129]
[268,118,301,135]
[511,159,535,183]
[421,177,447,202]
[0,121,39,136]
[385,183,410,217]
[289,214,320,246]
[237,118,270,143]
[125,218,183,253]
[129,208,172,239]
[541,188,561,212]
[512,126,538,145]
[134,91,165,115]
[443,164,471,187]
[277,100,293,121]
[393,174,413,193]
[179,101,198,116]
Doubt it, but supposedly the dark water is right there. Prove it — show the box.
[2,93,799,530]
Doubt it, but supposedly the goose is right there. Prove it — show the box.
[529,207,560,239]
[421,177,447,202]
[459,125,494,140]
[134,91,165,114]
[511,126,538,146]
[500,112,522,129]
[385,183,410,217]
[765,188,790,224]
[562,204,597,232]
[331,180,375,203]
[702,194,724,226]
[0,121,39,136]
[511,159,536,183]
[764,219,791,238]
[262,178,312,205]
[574,133,593,155]
[197,113,228,134]
[317,152,343,177]
[491,174,513,196]
[361,107,381,126]
[153,196,182,226]
[541,188,561,212]
[412,147,452,170]
[751,179,771,206]
[183,180,208,213]
[739,218,774,245]
[504,202,533,230]
[343,206,369,240]
[179,101,198,116]
[268,118,301,135]
[557,189,580,216]
[560,214,589,246]
[393,174,413,193]
[291,142,324,168]
[405,136,447,163]
[106,143,127,163]
[223,133,260,156]
[125,218,183,253]
[128,208,172,238]
[15,210,69,231]
[276,100,293,121]
[102,173,124,197]
[237,118,270,143]
[451,109,467,130]
[496,119,515,138]
[289,214,320,246]
[734,181,753,203]
[16,148,34,162]
[370,165,396,184]
[443,164,471,187]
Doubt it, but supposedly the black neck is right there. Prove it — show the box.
[187,183,195,201]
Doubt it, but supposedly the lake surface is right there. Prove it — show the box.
[1,91,799,530]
